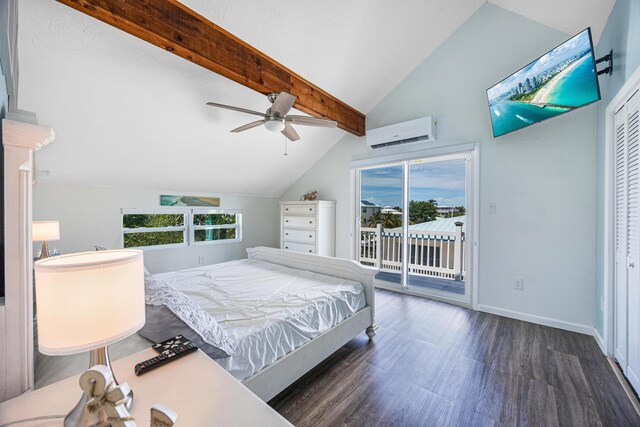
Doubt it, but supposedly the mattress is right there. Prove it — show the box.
[152,258,366,381]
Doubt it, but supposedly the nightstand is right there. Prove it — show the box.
[0,349,293,426]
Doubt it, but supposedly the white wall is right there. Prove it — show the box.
[282,4,597,332]
[594,0,640,336]
[33,184,280,273]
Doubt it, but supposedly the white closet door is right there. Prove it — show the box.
[615,104,629,369]
[626,90,640,391]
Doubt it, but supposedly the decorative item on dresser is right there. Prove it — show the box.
[300,190,318,201]
[280,200,336,256]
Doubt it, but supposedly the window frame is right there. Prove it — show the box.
[121,208,188,250]
[120,207,242,250]
[190,208,243,246]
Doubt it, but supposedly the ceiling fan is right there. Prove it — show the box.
[206,92,337,142]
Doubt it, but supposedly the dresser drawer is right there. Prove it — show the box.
[283,242,316,254]
[283,229,316,243]
[283,204,316,215]
[283,215,315,228]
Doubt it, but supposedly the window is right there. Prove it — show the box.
[121,208,242,249]
[122,210,187,249]
[192,210,242,244]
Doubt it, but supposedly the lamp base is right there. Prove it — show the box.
[37,241,49,261]
[64,346,134,427]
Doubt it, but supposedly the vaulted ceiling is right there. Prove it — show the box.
[17,0,615,197]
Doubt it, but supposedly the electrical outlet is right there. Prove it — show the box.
[198,255,205,264]
[514,278,524,290]
[489,203,496,214]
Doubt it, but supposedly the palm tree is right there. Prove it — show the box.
[365,211,401,228]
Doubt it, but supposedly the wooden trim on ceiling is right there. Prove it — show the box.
[55,0,366,136]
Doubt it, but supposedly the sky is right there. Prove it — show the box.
[361,159,465,208]
[487,28,593,101]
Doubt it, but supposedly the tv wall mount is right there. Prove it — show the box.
[596,50,613,76]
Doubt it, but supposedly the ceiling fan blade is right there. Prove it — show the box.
[231,120,265,133]
[286,115,338,128]
[206,102,266,118]
[281,122,300,141]
[270,92,297,117]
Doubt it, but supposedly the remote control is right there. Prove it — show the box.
[152,335,193,356]
[135,341,198,376]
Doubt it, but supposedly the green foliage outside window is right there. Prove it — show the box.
[123,231,184,248]
[364,211,403,228]
[193,214,237,226]
[123,214,184,229]
[409,200,439,224]
[122,211,240,248]
[362,200,465,227]
[452,206,466,217]
[194,228,236,242]
[122,214,185,248]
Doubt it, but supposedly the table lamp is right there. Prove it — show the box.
[32,220,60,260]
[34,250,145,427]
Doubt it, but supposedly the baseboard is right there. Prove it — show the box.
[593,327,607,354]
[607,357,640,417]
[477,304,593,335]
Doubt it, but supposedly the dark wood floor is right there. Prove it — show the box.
[269,290,640,426]
[376,271,465,295]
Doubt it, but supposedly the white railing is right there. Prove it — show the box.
[359,222,465,281]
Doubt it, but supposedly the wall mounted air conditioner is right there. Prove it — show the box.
[366,116,437,150]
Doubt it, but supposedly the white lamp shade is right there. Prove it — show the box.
[34,250,145,355]
[32,221,60,242]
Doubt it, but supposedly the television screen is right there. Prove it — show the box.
[487,28,601,138]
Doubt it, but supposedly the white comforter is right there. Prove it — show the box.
[153,259,366,381]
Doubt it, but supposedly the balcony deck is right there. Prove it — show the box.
[375,271,465,294]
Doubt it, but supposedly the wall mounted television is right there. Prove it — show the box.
[487,28,601,138]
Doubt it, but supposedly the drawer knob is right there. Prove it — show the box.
[286,208,289,211]
[309,208,312,211]
[286,233,289,236]
[285,246,289,249]
[309,221,313,224]
[286,220,289,223]
[309,235,312,238]
[309,250,312,253]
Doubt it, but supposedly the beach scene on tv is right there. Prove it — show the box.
[487,29,600,137]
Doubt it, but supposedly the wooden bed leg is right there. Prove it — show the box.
[366,324,378,339]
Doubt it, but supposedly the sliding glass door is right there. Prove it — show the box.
[358,163,404,290]
[356,152,472,304]
[407,157,467,300]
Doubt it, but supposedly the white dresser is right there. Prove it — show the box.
[280,200,336,256]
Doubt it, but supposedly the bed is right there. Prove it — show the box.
[141,246,378,401]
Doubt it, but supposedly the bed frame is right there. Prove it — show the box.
[243,246,378,402]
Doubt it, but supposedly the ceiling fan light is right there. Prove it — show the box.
[264,118,286,133]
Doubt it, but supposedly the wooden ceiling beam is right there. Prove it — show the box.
[55,0,366,136]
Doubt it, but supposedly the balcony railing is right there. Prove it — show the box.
[360,222,465,281]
